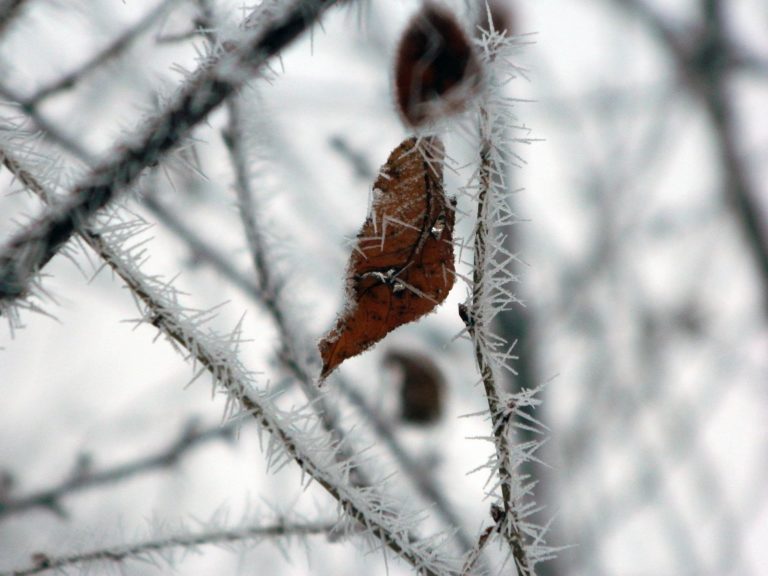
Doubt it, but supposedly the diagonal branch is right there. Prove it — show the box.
[0,519,337,576]
[0,416,235,520]
[694,0,768,315]
[464,127,532,574]
[0,145,450,576]
[0,0,345,310]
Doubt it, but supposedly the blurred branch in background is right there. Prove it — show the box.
[1,518,338,576]
[0,418,236,520]
[0,0,26,38]
[608,0,768,315]
[20,0,178,108]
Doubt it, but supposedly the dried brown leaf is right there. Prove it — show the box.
[319,137,455,379]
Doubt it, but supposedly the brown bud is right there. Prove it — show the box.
[384,349,445,425]
[394,2,482,127]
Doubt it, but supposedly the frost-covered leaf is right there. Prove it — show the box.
[319,137,455,379]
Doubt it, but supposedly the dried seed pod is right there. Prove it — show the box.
[394,2,482,127]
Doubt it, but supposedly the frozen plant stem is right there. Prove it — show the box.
[1,520,337,576]
[224,96,368,483]
[224,100,305,383]
[461,520,496,575]
[467,110,533,575]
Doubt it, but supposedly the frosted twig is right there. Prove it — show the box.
[0,415,235,520]
[213,0,376,496]
[224,98,307,384]
[0,519,337,576]
[0,0,346,310]
[460,504,503,576]
[144,193,264,297]
[464,123,532,574]
[335,374,477,556]
[460,16,545,573]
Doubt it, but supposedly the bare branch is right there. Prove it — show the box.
[461,504,503,576]
[0,0,27,37]
[608,0,768,315]
[0,519,337,576]
[465,128,532,573]
[0,141,451,576]
[0,415,235,520]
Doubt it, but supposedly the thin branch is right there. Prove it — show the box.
[334,374,477,554]
[0,519,337,576]
[224,98,309,385]
[212,3,380,507]
[23,0,179,106]
[0,0,346,311]
[695,0,768,315]
[0,415,235,520]
[461,524,495,576]
[464,121,532,573]
[144,193,264,297]
[456,22,547,573]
